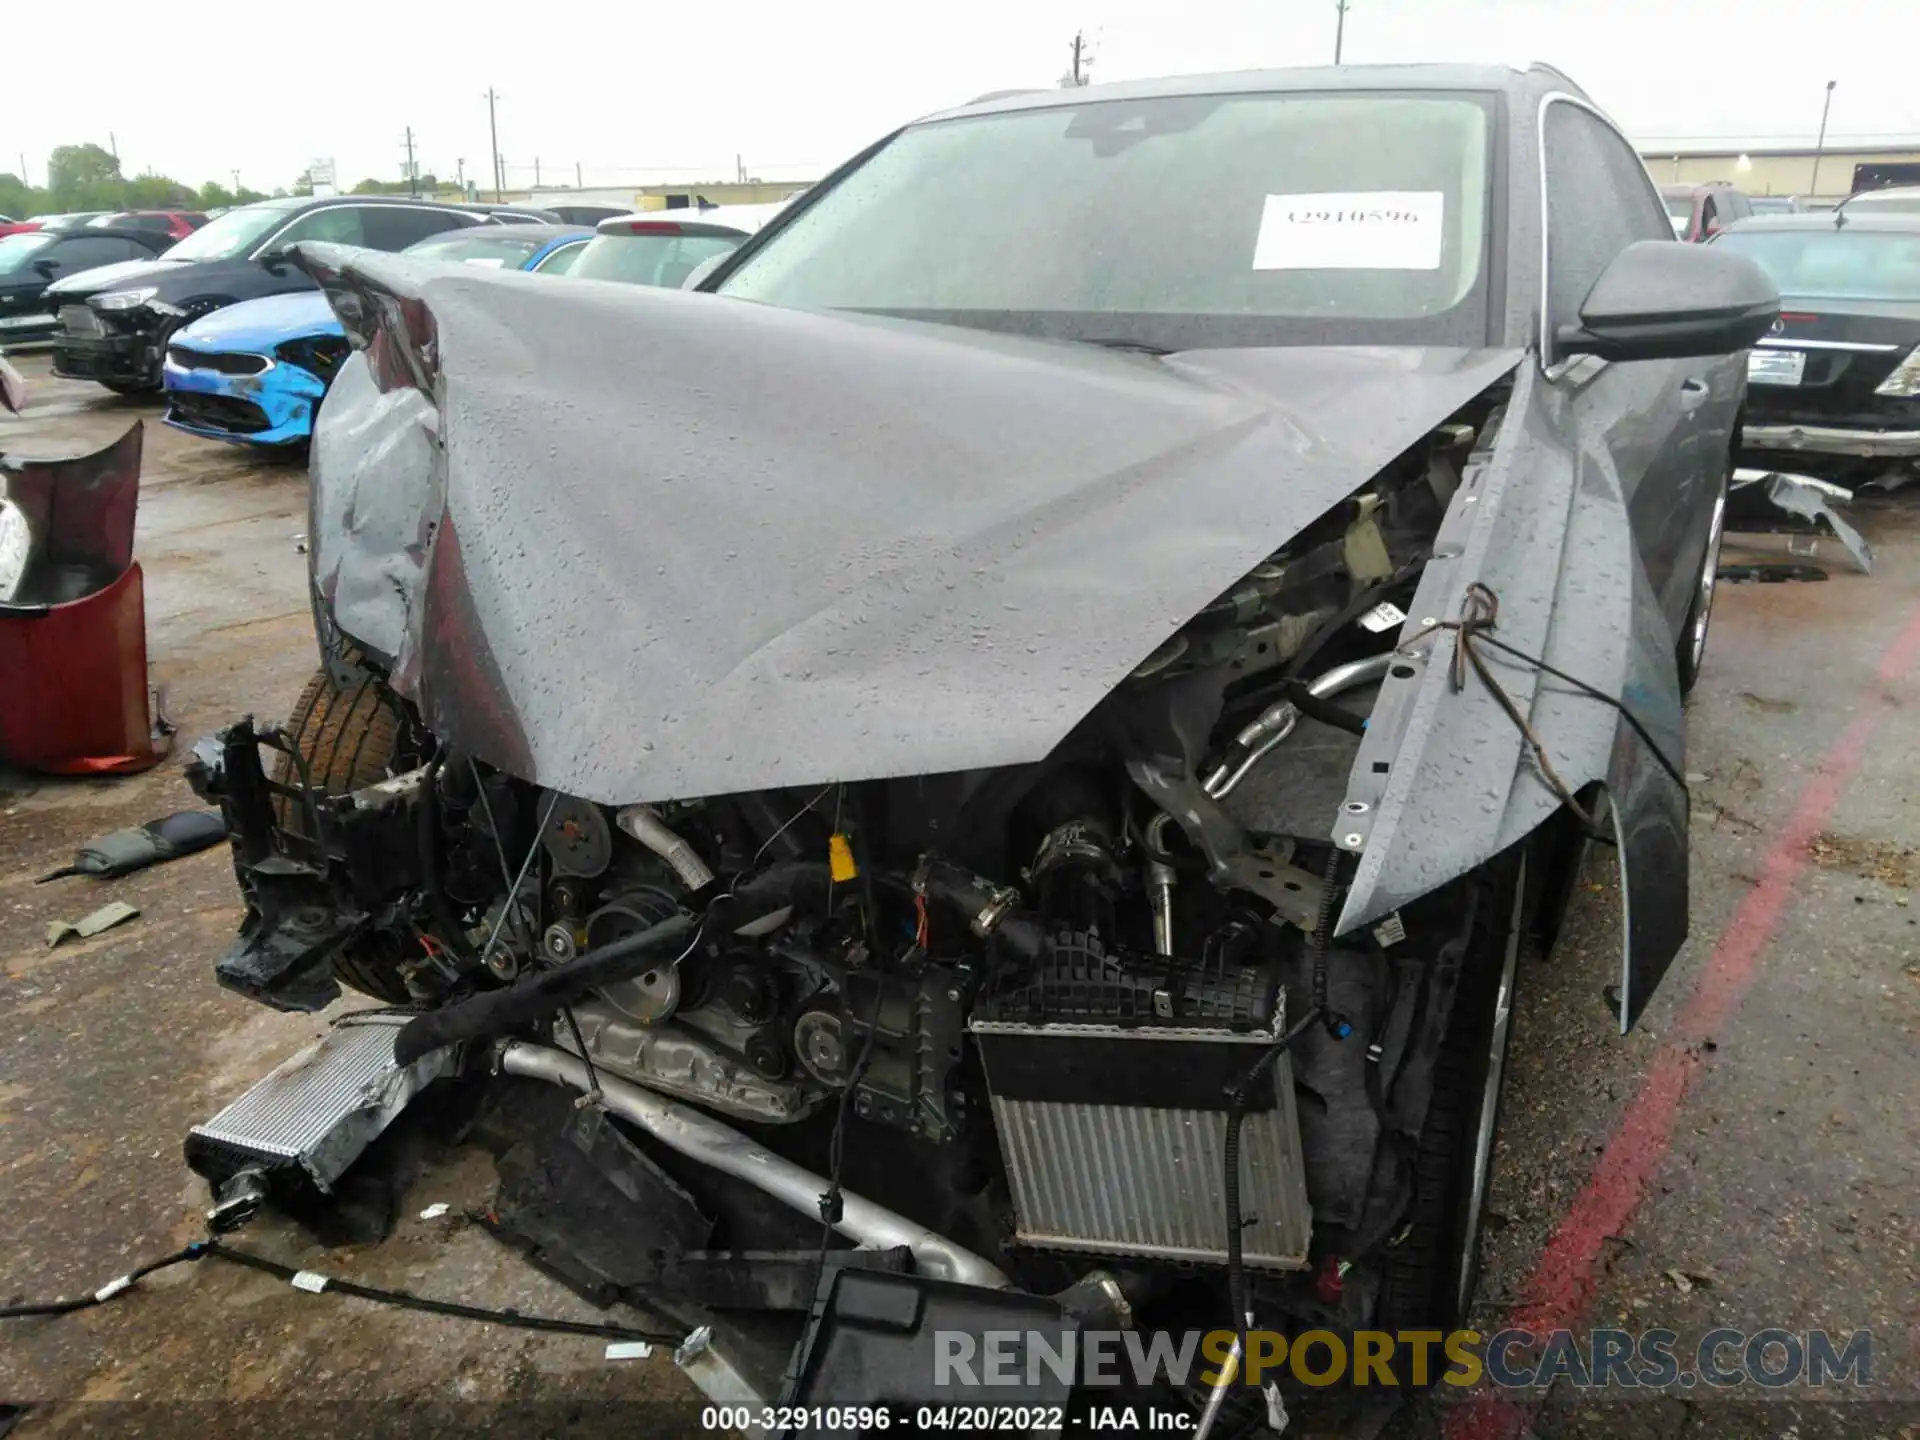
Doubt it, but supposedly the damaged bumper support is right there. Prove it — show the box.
[1743,421,1920,459]
[496,1041,1011,1290]
[52,328,161,388]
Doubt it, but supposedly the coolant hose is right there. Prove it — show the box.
[393,913,696,1065]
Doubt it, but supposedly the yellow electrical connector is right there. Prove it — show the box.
[828,832,859,882]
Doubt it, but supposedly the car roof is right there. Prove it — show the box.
[1836,185,1920,207]
[1722,211,1920,234]
[57,226,169,244]
[1659,182,1737,197]
[592,214,749,238]
[415,222,591,243]
[919,61,1577,125]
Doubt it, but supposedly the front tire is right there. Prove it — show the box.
[1676,469,1730,696]
[273,668,413,1004]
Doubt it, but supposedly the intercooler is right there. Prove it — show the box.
[971,938,1312,1271]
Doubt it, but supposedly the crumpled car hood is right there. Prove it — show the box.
[299,243,1521,805]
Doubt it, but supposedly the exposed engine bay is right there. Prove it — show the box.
[189,398,1539,1392]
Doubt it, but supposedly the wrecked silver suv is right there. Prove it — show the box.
[187,63,1777,1431]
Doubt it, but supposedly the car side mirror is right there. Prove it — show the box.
[257,248,290,270]
[1554,240,1779,363]
[32,258,58,278]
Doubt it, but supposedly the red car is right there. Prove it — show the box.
[89,210,208,240]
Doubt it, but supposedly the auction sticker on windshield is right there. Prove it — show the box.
[1253,192,1445,271]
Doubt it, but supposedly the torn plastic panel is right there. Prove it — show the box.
[1337,363,1689,1030]
[1727,468,1873,576]
[293,241,1524,807]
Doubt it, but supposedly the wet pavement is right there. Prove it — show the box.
[1,351,1914,1438]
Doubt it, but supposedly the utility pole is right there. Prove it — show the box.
[534,157,541,188]
[1810,80,1838,197]
[402,126,417,196]
[737,153,745,183]
[1069,30,1089,85]
[108,132,118,163]
[576,160,583,189]
[485,88,503,200]
[456,157,465,188]
[231,169,241,192]
[1334,0,1350,64]
[21,153,30,187]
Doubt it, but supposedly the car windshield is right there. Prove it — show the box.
[570,230,743,286]
[0,233,58,274]
[717,90,1495,347]
[1840,190,1920,214]
[1714,228,1920,301]
[161,202,298,261]
[404,232,546,268]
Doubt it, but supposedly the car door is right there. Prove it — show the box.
[1542,100,1723,633]
[35,234,154,288]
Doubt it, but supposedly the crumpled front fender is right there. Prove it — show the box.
[1335,361,1688,1031]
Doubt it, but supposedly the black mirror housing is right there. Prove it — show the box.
[32,258,59,278]
[1555,239,1780,363]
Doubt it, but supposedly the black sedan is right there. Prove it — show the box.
[1716,211,1920,477]
[0,227,175,344]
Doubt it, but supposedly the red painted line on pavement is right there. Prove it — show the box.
[1448,603,1920,1440]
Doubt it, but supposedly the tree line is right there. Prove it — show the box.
[1,143,460,220]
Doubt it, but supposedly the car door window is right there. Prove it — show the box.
[362,207,481,251]
[1699,196,1720,238]
[271,205,368,248]
[47,237,139,274]
[532,241,586,275]
[1544,102,1674,330]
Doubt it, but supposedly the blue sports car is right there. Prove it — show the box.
[163,224,592,447]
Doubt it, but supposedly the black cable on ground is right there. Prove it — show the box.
[200,1242,676,1342]
[1,1238,679,1344]
[0,1243,209,1320]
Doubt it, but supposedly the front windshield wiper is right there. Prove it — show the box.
[1080,337,1174,356]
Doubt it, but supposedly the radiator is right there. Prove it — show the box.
[973,1021,1312,1271]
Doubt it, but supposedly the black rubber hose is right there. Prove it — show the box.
[392,913,695,1065]
[1285,679,1369,737]
[416,754,471,961]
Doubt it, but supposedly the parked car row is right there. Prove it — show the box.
[5,192,784,448]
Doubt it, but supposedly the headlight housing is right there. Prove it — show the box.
[148,299,190,319]
[94,288,157,312]
[1874,345,1920,397]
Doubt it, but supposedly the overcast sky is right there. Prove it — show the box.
[7,0,1915,194]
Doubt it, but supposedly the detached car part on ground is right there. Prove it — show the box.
[186,65,1776,1429]
[161,225,594,447]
